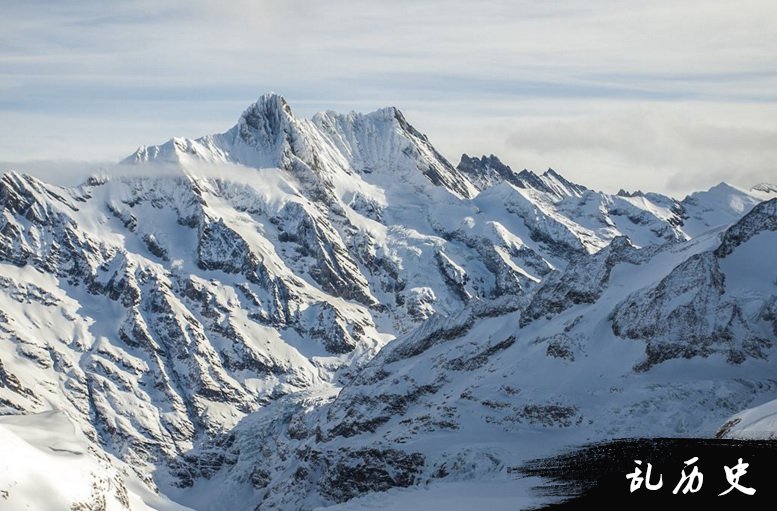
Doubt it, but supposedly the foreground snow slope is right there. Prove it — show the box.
[0,93,774,509]
[0,411,192,511]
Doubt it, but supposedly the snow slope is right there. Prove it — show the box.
[0,411,192,511]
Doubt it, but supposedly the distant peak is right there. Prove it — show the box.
[702,182,748,196]
[456,156,587,198]
[239,93,294,128]
[458,154,506,168]
[540,168,588,196]
[542,167,573,184]
[456,154,517,191]
[257,92,291,112]
[232,93,300,150]
[389,106,427,141]
[313,104,420,140]
[752,182,777,194]
[374,105,400,117]
[616,189,645,198]
[515,168,546,188]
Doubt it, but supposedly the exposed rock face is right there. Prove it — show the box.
[714,198,777,257]
[521,235,648,327]
[612,199,777,371]
[458,154,587,198]
[0,170,380,469]
[457,154,525,191]
[315,447,425,503]
[274,201,375,305]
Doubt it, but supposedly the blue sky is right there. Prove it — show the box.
[1,0,776,195]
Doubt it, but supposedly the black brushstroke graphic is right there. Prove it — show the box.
[520,438,777,508]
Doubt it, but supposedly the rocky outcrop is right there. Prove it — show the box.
[715,198,777,257]
[612,201,777,370]
[521,236,646,327]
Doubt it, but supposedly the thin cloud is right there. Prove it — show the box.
[1,0,776,194]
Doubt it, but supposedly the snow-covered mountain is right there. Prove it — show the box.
[0,93,775,509]
[168,197,777,510]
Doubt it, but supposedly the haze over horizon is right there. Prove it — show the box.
[2,0,776,195]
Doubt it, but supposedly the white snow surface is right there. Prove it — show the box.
[0,411,192,511]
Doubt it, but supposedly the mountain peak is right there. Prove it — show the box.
[456,154,518,191]
[389,106,431,143]
[371,105,400,119]
[238,93,295,132]
[459,153,506,168]
[682,181,743,202]
[752,182,777,196]
[249,92,292,114]
[540,168,587,196]
[708,181,747,195]
[456,156,586,199]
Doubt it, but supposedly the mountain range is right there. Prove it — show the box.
[0,93,775,510]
